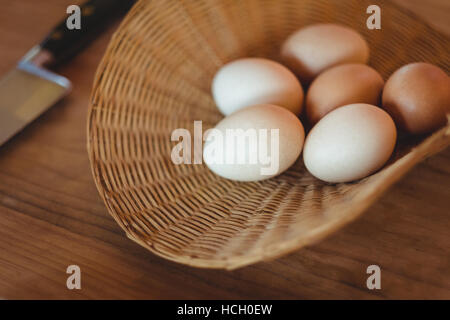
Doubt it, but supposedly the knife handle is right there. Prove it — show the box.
[39,0,135,68]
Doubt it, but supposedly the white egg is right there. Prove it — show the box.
[203,104,305,181]
[303,104,397,183]
[212,58,304,116]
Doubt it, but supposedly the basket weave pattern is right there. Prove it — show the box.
[88,0,450,269]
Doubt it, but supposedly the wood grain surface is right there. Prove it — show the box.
[0,0,448,299]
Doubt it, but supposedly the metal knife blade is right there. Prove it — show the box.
[0,61,71,146]
[0,0,135,147]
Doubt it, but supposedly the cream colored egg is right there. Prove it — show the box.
[203,104,305,181]
[212,58,304,116]
[303,104,396,183]
[281,24,370,83]
[306,64,384,125]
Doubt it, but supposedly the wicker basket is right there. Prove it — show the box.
[87,0,450,269]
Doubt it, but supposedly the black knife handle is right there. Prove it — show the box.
[40,0,135,67]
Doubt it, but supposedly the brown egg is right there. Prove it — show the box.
[382,62,450,135]
[306,64,384,125]
[281,23,369,83]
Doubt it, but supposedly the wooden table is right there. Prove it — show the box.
[0,0,448,299]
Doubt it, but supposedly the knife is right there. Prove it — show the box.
[0,0,135,147]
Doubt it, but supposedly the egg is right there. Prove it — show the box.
[203,104,305,181]
[212,58,304,116]
[382,62,450,135]
[281,23,370,83]
[306,64,384,125]
[303,104,397,183]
